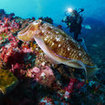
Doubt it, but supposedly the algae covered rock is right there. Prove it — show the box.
[0,69,18,96]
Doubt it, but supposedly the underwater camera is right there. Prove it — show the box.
[65,8,84,16]
[67,8,73,13]
[65,8,73,16]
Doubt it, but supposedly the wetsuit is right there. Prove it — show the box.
[63,12,83,41]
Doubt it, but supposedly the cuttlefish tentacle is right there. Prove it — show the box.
[17,20,99,78]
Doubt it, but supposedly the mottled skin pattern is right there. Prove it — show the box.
[17,20,98,78]
[41,23,94,66]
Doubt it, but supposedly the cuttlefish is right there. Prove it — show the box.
[17,20,98,79]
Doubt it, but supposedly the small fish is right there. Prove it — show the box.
[17,20,98,79]
[82,24,92,30]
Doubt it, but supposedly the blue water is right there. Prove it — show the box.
[0,0,105,24]
[0,0,105,104]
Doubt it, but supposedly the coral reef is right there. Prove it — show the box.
[0,10,104,105]
[39,16,53,24]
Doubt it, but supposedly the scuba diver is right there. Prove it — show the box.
[62,8,84,41]
[62,8,87,52]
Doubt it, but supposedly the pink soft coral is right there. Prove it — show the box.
[27,66,55,87]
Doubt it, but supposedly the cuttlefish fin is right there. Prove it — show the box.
[65,59,87,82]
[65,59,99,81]
[85,65,99,79]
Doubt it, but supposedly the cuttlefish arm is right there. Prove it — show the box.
[17,20,42,42]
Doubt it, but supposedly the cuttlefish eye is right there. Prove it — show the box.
[32,19,42,25]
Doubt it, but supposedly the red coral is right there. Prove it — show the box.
[0,17,19,34]
[65,78,77,93]
[0,43,27,77]
[0,47,13,63]
[76,81,85,89]
[57,78,85,100]
[63,78,77,99]
[8,34,19,47]
[39,97,54,105]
